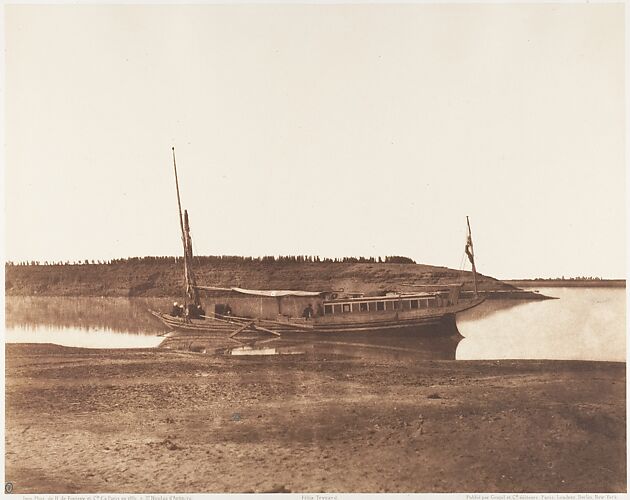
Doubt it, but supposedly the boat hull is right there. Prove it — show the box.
[150,297,484,337]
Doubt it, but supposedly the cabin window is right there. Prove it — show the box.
[385,301,394,311]
[410,300,419,309]
[342,304,351,313]
[427,298,436,307]
[359,303,368,312]
[333,304,342,314]
[393,301,399,310]
[368,302,377,312]
[376,301,385,311]
[324,304,333,315]
[402,300,411,310]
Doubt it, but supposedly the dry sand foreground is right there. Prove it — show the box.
[5,344,626,493]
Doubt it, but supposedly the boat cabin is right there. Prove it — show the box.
[195,284,462,321]
[322,286,461,317]
[196,286,327,321]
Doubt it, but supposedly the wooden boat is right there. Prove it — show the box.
[154,148,485,340]
[153,287,483,337]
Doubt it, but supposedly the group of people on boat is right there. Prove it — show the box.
[171,301,205,319]
[171,300,315,321]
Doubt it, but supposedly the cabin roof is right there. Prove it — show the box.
[195,285,324,297]
[327,292,437,303]
[232,287,323,297]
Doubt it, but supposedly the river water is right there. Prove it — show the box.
[4,288,626,361]
[456,287,625,362]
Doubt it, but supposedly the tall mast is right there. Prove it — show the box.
[172,147,187,257]
[466,216,479,298]
[171,147,199,306]
[183,209,200,306]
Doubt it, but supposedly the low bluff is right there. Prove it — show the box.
[5,259,548,299]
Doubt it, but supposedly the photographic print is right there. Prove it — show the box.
[4,3,626,495]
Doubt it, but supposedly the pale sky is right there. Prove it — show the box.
[5,4,625,279]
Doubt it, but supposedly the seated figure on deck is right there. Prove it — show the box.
[184,303,203,319]
[187,303,205,319]
[171,302,183,317]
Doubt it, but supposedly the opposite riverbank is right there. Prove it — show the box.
[5,259,549,299]
[505,279,625,288]
[5,343,625,493]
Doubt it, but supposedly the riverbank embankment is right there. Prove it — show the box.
[5,259,550,299]
[5,343,625,493]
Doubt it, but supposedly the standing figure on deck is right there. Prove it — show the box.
[303,303,314,320]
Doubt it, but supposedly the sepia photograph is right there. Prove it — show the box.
[4,2,626,496]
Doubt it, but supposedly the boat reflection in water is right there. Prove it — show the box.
[215,321,463,362]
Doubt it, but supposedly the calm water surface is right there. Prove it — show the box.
[4,288,625,361]
[5,296,165,349]
[457,287,625,362]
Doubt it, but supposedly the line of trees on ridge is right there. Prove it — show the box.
[6,255,416,267]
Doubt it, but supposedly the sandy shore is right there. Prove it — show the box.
[5,343,626,493]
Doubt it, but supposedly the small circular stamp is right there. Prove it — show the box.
[5,482,13,494]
